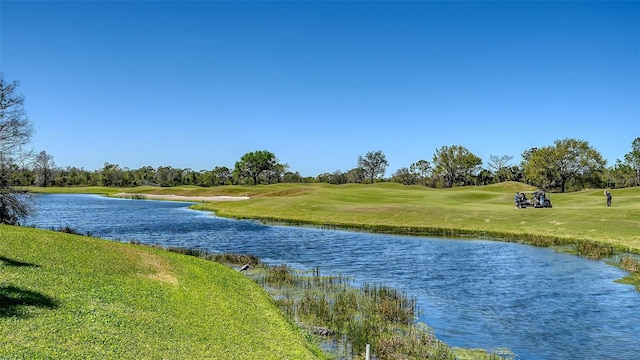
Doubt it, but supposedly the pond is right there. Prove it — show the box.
[25,194,640,360]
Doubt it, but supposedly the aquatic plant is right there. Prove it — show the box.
[252,263,499,359]
[138,247,512,359]
[573,241,616,259]
[50,226,93,237]
[206,252,259,266]
[619,256,640,273]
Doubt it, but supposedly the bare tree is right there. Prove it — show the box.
[487,154,513,172]
[488,154,513,182]
[34,150,56,187]
[0,73,34,224]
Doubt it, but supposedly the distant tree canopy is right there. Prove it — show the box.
[432,145,482,188]
[9,136,640,191]
[209,166,233,186]
[357,150,388,184]
[234,150,287,185]
[522,138,606,192]
[317,170,351,185]
[624,137,640,186]
[410,160,432,187]
[391,167,416,185]
[6,100,637,194]
[605,160,636,189]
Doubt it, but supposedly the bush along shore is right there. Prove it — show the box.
[155,245,515,360]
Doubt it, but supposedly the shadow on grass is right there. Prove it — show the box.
[0,285,58,317]
[0,256,40,268]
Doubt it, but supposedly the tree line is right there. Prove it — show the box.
[19,137,640,193]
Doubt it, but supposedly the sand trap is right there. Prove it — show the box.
[114,193,250,202]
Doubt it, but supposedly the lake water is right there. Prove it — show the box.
[25,194,640,360]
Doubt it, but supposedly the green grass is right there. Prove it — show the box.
[184,182,640,252]
[0,226,325,359]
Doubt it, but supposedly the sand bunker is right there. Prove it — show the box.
[115,193,250,202]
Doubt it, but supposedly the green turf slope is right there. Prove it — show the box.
[0,225,324,359]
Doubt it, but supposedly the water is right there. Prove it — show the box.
[25,194,640,360]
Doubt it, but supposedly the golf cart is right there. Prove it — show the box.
[516,191,552,208]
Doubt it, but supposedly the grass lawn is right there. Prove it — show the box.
[0,226,325,359]
[185,182,640,253]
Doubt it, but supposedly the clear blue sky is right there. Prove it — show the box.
[1,1,638,177]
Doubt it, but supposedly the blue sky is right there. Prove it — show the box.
[1,1,638,177]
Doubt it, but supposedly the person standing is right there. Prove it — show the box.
[605,190,612,207]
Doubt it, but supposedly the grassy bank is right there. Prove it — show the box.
[0,226,324,359]
[164,248,508,359]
